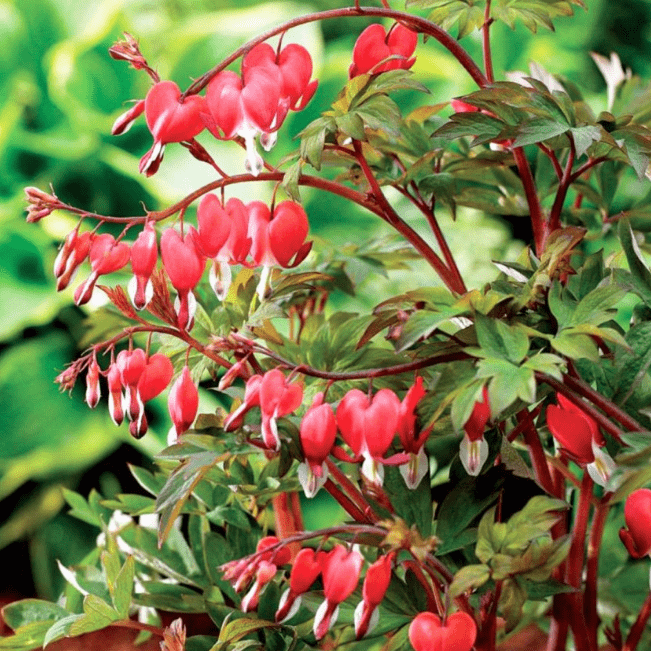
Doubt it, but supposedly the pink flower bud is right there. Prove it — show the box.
[112,99,145,136]
[620,488,651,558]
[128,221,158,310]
[55,230,93,291]
[349,23,418,78]
[223,373,263,431]
[107,363,124,426]
[168,366,199,440]
[408,612,477,651]
[85,358,101,408]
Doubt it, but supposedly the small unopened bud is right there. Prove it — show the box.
[24,186,61,223]
[55,365,79,394]
[85,358,101,408]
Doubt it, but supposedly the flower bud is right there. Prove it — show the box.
[168,366,199,441]
[620,488,651,559]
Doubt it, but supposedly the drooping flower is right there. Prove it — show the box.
[459,387,491,477]
[337,388,401,485]
[223,374,263,431]
[128,221,158,310]
[258,369,304,451]
[408,611,477,651]
[620,488,651,559]
[546,393,616,487]
[275,547,323,623]
[248,200,311,300]
[298,393,337,498]
[314,545,363,640]
[349,23,418,78]
[138,81,206,176]
[168,366,199,442]
[85,357,101,409]
[54,229,93,291]
[398,377,433,489]
[193,195,251,299]
[74,233,131,306]
[160,227,206,330]
[107,362,125,426]
[354,553,394,639]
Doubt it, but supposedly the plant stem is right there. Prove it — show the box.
[482,0,495,84]
[326,458,380,523]
[272,493,304,559]
[548,137,576,233]
[584,497,610,649]
[324,478,373,523]
[111,619,165,637]
[353,140,467,294]
[517,409,555,495]
[512,147,547,255]
[624,591,651,651]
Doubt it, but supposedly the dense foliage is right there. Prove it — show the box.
[6,1,651,650]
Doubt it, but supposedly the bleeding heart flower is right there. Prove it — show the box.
[398,377,433,489]
[139,81,206,176]
[408,611,477,651]
[160,227,206,330]
[107,362,125,426]
[620,488,651,559]
[258,369,303,451]
[354,553,394,639]
[298,393,337,498]
[349,23,418,78]
[74,233,130,306]
[223,374,263,431]
[314,545,363,640]
[337,388,401,484]
[275,547,324,623]
[194,195,251,299]
[168,366,199,442]
[242,43,317,114]
[546,393,615,487]
[248,200,311,300]
[202,63,281,176]
[116,348,148,432]
[128,221,158,310]
[137,353,174,403]
[459,387,491,477]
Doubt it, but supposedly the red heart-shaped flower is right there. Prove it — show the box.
[138,353,174,403]
[145,81,205,144]
[408,612,477,651]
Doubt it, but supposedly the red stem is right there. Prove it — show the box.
[403,560,439,613]
[512,147,547,255]
[548,137,576,233]
[353,141,467,293]
[326,458,380,523]
[272,493,304,560]
[518,410,555,495]
[111,619,165,637]
[624,591,651,651]
[584,498,610,649]
[323,478,373,523]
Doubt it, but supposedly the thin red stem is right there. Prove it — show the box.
[512,147,547,255]
[326,458,380,523]
[624,591,651,651]
[584,497,610,649]
[518,410,555,495]
[323,478,373,523]
[548,137,576,233]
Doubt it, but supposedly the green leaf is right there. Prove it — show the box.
[477,358,537,413]
[571,125,602,158]
[551,332,600,361]
[1,600,69,631]
[156,451,222,545]
[449,564,491,598]
[567,284,626,327]
[0,620,56,649]
[513,118,569,147]
[384,465,433,537]
[112,556,135,618]
[474,314,530,364]
[42,615,83,647]
[436,468,504,554]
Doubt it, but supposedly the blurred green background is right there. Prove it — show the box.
[1,0,650,604]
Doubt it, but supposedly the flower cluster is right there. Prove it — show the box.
[113,42,316,176]
[84,349,197,441]
[224,542,394,641]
